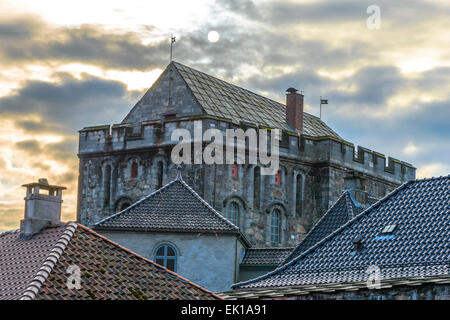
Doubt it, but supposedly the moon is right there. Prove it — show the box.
[208,31,220,43]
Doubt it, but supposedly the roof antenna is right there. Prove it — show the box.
[170,34,176,62]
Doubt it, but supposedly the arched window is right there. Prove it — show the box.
[156,161,164,189]
[103,165,111,208]
[271,209,281,244]
[229,202,240,227]
[131,161,138,179]
[154,244,177,272]
[231,163,238,178]
[296,174,303,216]
[274,170,281,186]
[253,166,261,210]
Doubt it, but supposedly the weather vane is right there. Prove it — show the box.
[170,34,176,62]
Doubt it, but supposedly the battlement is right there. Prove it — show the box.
[79,118,415,184]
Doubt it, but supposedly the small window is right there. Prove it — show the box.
[274,170,281,186]
[156,161,164,189]
[231,163,238,178]
[229,202,240,226]
[154,244,177,272]
[271,209,281,244]
[131,162,138,179]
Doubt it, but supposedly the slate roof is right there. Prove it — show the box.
[172,61,341,138]
[0,222,220,300]
[95,173,240,235]
[281,190,376,265]
[241,248,294,266]
[232,175,450,290]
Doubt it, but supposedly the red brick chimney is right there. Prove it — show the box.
[286,87,304,133]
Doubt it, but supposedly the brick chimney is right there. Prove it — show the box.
[286,87,304,133]
[20,178,66,239]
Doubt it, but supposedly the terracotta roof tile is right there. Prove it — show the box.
[0,223,220,300]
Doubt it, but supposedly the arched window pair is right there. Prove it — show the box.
[154,244,177,272]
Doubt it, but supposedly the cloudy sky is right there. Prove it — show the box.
[0,0,449,230]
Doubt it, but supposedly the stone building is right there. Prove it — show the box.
[77,61,416,247]
[224,175,450,300]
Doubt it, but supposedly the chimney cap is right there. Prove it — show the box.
[286,87,298,94]
[22,178,67,191]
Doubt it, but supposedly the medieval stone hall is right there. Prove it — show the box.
[77,61,416,248]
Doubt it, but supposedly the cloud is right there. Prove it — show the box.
[0,15,168,70]
[0,73,138,133]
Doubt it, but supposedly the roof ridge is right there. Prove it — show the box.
[76,223,223,299]
[233,179,415,289]
[20,222,78,300]
[178,179,239,232]
[95,179,179,227]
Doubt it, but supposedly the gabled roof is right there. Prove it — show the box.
[281,190,376,265]
[241,248,294,266]
[232,175,450,290]
[95,174,240,235]
[125,61,341,138]
[0,223,220,300]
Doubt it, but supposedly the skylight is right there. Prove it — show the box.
[381,224,396,234]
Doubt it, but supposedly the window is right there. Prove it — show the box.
[296,174,303,216]
[231,163,238,178]
[156,161,164,189]
[229,202,240,226]
[154,244,177,272]
[274,170,281,186]
[253,166,261,210]
[271,209,281,244]
[103,165,111,208]
[131,162,138,179]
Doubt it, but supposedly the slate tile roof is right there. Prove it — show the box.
[281,190,376,265]
[172,61,341,138]
[241,248,294,266]
[232,175,450,290]
[0,222,220,300]
[94,174,240,234]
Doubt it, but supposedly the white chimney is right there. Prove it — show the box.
[20,178,66,239]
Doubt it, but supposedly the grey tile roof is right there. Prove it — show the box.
[232,175,450,290]
[94,174,239,234]
[281,190,375,265]
[172,62,342,138]
[241,248,294,266]
[0,223,220,300]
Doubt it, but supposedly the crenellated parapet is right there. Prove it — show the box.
[79,118,415,185]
